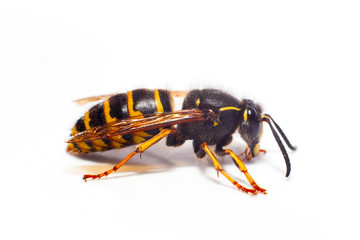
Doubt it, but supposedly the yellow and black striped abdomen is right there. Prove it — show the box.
[67,89,173,153]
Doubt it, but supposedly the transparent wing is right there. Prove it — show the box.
[73,90,190,105]
[73,94,114,105]
[66,109,206,143]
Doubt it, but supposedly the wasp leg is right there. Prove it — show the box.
[193,140,206,158]
[83,129,176,181]
[215,136,233,156]
[225,149,266,194]
[166,130,185,147]
[201,143,257,194]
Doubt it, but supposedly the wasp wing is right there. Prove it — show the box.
[73,94,115,105]
[74,90,191,105]
[66,109,206,143]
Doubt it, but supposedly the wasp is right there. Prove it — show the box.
[66,88,296,194]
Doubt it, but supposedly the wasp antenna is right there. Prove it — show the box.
[263,114,297,151]
[262,117,291,177]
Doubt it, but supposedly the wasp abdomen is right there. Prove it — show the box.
[67,89,173,153]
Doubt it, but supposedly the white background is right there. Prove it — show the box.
[1,1,359,239]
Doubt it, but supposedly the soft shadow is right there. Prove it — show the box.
[67,141,272,188]
[262,149,297,177]
[198,161,256,191]
[67,142,199,177]
[69,163,172,180]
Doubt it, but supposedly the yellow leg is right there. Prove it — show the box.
[225,149,266,193]
[83,129,175,181]
[201,143,258,194]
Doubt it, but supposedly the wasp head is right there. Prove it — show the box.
[238,100,263,157]
[237,99,297,177]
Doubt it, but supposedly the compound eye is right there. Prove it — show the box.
[246,107,258,121]
[247,108,261,138]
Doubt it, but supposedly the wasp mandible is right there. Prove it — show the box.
[67,89,296,194]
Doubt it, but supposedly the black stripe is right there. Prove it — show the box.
[122,134,133,141]
[97,103,106,126]
[75,117,94,151]
[145,129,160,137]
[132,89,156,115]
[158,89,172,112]
[85,141,94,151]
[132,89,160,137]
[92,103,110,145]
[109,93,128,119]
[75,117,86,132]
[102,138,111,145]
[73,143,81,152]
[88,103,102,127]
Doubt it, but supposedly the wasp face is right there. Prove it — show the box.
[239,102,263,157]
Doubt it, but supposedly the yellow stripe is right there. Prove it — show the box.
[84,111,108,149]
[103,99,117,123]
[196,98,200,106]
[104,98,133,149]
[93,146,105,151]
[76,142,92,152]
[67,143,78,153]
[134,131,153,137]
[70,126,89,151]
[127,91,143,117]
[253,143,260,156]
[112,136,129,144]
[84,111,91,129]
[219,106,241,112]
[70,122,92,152]
[134,135,146,143]
[243,109,248,122]
[154,89,164,113]
[71,126,79,136]
[155,89,166,131]
[92,140,109,148]
[110,140,123,148]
